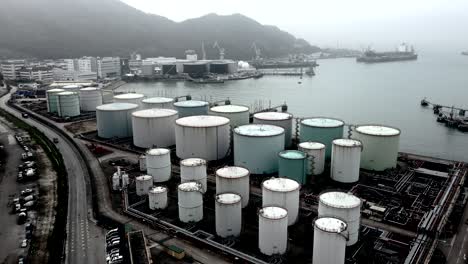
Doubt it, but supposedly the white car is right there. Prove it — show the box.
[20,239,28,248]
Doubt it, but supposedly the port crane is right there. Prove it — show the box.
[213,41,225,60]
[251,42,262,61]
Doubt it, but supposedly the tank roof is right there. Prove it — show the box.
[356,125,400,136]
[216,193,241,204]
[279,150,306,160]
[176,115,229,127]
[234,124,284,137]
[173,100,208,108]
[263,178,300,192]
[80,87,99,91]
[299,142,326,150]
[114,93,144,99]
[96,103,139,111]
[136,175,152,181]
[333,138,362,147]
[319,191,361,208]
[63,84,81,89]
[178,181,202,192]
[216,166,249,178]
[254,112,292,121]
[132,109,177,118]
[210,104,249,113]
[146,148,170,156]
[142,97,174,104]
[150,186,167,193]
[315,217,347,233]
[259,206,288,219]
[47,88,65,93]
[301,117,344,128]
[57,91,77,96]
[180,158,206,167]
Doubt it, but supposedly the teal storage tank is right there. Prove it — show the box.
[278,150,308,184]
[299,117,345,159]
[173,100,209,118]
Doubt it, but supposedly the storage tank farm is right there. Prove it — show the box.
[209,104,250,128]
[113,93,145,108]
[318,191,361,246]
[141,97,174,109]
[131,108,178,148]
[216,166,250,208]
[178,181,204,223]
[278,150,308,184]
[262,178,300,225]
[253,112,293,147]
[352,125,401,171]
[233,124,285,174]
[46,88,65,113]
[313,217,348,264]
[173,100,209,118]
[135,175,153,196]
[215,193,242,238]
[148,186,168,210]
[175,115,230,161]
[180,158,207,192]
[79,87,102,111]
[258,206,288,256]
[331,139,362,183]
[299,117,345,159]
[96,103,138,138]
[145,148,171,183]
[298,142,326,175]
[56,91,80,117]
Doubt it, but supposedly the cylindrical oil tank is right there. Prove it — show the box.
[215,166,250,208]
[175,115,230,161]
[331,139,362,183]
[57,91,80,117]
[173,100,209,118]
[62,84,81,92]
[113,93,144,107]
[142,97,174,109]
[139,155,146,172]
[298,142,326,175]
[209,105,250,128]
[262,178,300,225]
[318,191,361,246]
[79,87,102,111]
[278,150,308,185]
[180,158,207,192]
[253,112,293,147]
[234,124,285,174]
[46,88,65,113]
[96,103,138,138]
[258,206,288,256]
[132,109,178,148]
[135,175,153,196]
[146,148,171,183]
[178,182,203,223]
[300,117,345,159]
[215,193,242,238]
[352,125,401,171]
[148,186,168,210]
[313,217,348,264]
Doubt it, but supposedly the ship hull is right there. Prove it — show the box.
[357,54,418,63]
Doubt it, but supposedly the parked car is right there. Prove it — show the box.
[53,138,59,143]
[21,188,34,196]
[20,239,28,248]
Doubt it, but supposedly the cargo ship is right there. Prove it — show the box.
[357,43,418,63]
[462,51,468,56]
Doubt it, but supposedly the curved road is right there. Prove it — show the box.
[0,88,104,264]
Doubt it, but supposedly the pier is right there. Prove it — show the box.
[420,98,468,131]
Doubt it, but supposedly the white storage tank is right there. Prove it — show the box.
[142,97,174,109]
[299,117,345,159]
[148,186,168,210]
[215,166,250,208]
[46,88,65,113]
[262,178,300,225]
[331,139,362,183]
[258,206,288,256]
[253,112,293,147]
[209,104,250,128]
[178,182,204,223]
[180,158,207,192]
[96,103,139,138]
[175,115,230,161]
[215,193,242,238]
[139,155,146,172]
[298,142,326,175]
[318,191,361,246]
[62,84,81,92]
[135,175,153,196]
[352,125,401,171]
[146,148,171,183]
[57,91,81,117]
[173,100,209,118]
[233,124,285,174]
[79,87,102,111]
[113,93,144,107]
[313,217,348,264]
[132,109,178,148]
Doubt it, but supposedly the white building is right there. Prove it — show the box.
[97,57,121,78]
[52,68,97,81]
[18,66,54,83]
[64,59,78,71]
[0,60,26,80]
[77,57,97,72]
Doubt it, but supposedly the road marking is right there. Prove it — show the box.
[7,134,15,145]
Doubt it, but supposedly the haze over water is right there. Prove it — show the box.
[118,52,468,162]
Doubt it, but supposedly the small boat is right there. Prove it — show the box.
[420,98,428,106]
[437,114,447,123]
[458,122,468,132]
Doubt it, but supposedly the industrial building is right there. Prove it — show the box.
[17,66,54,83]
[97,57,121,78]
[0,59,26,80]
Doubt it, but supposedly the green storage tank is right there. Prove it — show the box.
[299,117,345,159]
[278,150,308,184]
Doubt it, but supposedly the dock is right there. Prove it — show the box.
[420,98,468,131]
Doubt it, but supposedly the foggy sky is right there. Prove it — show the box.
[121,0,468,52]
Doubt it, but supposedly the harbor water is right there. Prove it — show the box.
[118,52,468,162]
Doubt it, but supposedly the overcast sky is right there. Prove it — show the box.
[121,0,468,51]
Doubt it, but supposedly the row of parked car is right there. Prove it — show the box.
[106,228,124,264]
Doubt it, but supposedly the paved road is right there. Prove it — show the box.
[0,89,104,264]
[445,196,468,264]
